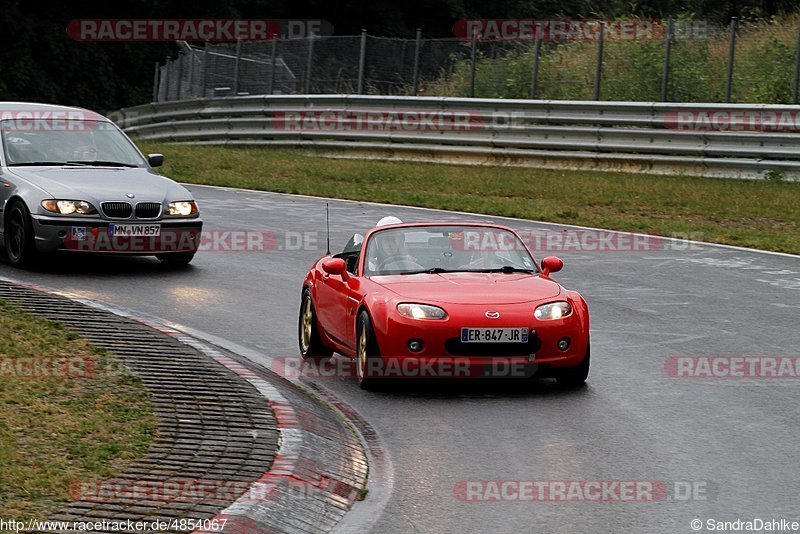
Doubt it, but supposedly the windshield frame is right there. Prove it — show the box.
[360,224,539,277]
[0,118,148,168]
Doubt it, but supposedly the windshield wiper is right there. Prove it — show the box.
[471,266,536,274]
[66,160,138,168]
[8,161,87,167]
[399,267,459,275]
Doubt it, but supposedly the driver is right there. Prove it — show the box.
[369,216,415,272]
[376,231,406,258]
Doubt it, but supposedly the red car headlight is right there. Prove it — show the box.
[397,303,447,320]
[534,301,572,320]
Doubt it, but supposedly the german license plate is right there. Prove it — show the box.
[108,224,161,237]
[461,327,528,343]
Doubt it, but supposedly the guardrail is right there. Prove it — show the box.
[113,95,800,180]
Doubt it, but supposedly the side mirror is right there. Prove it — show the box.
[540,256,563,277]
[321,258,348,279]
[147,153,164,167]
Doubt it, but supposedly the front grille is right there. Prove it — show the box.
[445,333,541,357]
[135,202,161,219]
[101,202,132,219]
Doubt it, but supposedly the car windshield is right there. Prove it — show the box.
[364,225,538,276]
[1,119,146,167]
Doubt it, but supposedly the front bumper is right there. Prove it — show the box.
[31,215,203,255]
[369,302,588,379]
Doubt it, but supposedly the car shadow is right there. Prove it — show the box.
[371,378,591,399]
[0,250,197,277]
[300,355,592,399]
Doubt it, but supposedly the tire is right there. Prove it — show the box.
[157,252,195,266]
[556,339,590,388]
[298,288,333,360]
[356,310,383,391]
[3,201,39,268]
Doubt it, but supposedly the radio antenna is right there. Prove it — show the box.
[325,202,331,255]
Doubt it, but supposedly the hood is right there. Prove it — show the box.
[8,166,190,203]
[372,272,562,305]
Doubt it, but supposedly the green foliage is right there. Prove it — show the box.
[764,169,787,182]
[421,17,800,103]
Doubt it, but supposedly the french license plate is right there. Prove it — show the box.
[108,224,161,237]
[461,327,528,343]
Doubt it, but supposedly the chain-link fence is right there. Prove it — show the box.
[155,18,800,104]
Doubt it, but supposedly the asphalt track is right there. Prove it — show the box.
[3,184,800,534]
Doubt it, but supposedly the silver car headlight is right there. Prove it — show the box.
[41,200,97,215]
[167,201,199,217]
[534,301,572,320]
[397,303,447,320]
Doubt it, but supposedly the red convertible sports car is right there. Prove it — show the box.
[299,222,590,390]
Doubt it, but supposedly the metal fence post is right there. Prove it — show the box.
[152,62,160,103]
[725,18,737,103]
[529,31,542,99]
[175,54,183,100]
[412,28,422,96]
[793,23,800,104]
[163,58,171,102]
[305,35,315,94]
[593,22,605,101]
[469,36,478,98]
[201,42,209,98]
[660,17,673,102]
[233,39,242,95]
[357,29,368,94]
[269,38,278,94]
[186,47,195,98]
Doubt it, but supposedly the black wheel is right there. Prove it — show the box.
[157,252,195,266]
[356,310,383,391]
[298,288,333,359]
[3,201,39,268]
[556,339,590,388]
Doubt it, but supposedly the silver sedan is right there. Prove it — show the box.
[0,102,203,268]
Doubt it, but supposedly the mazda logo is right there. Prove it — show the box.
[485,311,500,319]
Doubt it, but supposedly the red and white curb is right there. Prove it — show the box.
[0,276,377,534]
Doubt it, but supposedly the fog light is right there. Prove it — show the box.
[557,337,571,351]
[408,339,423,352]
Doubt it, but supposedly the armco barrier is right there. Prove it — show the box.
[112,95,800,180]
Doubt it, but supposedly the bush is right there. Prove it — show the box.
[419,16,800,103]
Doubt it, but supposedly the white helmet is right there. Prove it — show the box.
[376,216,403,227]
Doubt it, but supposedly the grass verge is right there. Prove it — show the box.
[0,299,156,520]
[141,143,800,254]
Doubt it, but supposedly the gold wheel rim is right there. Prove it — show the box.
[357,323,367,379]
[301,298,312,353]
